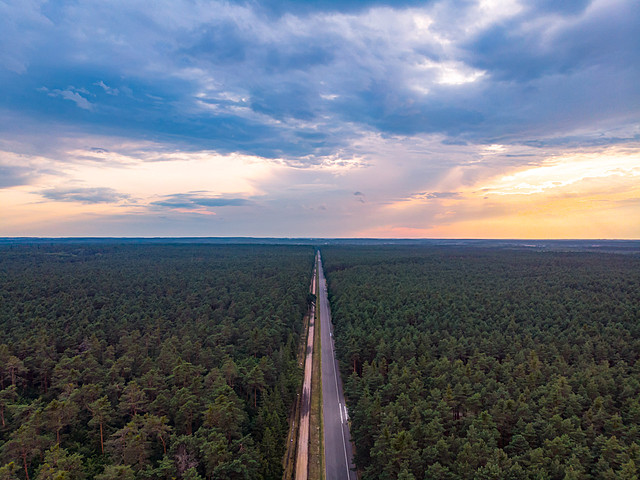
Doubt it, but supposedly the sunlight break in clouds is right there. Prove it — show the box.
[480,152,640,196]
[378,147,640,239]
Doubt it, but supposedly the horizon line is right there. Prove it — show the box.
[2,237,639,242]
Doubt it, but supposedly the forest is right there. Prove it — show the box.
[322,246,640,479]
[0,243,315,480]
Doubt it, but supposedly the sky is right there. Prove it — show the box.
[1,0,639,238]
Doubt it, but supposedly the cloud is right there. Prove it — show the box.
[417,191,461,199]
[40,86,94,110]
[0,164,32,188]
[40,187,130,204]
[90,147,109,154]
[0,0,634,161]
[151,193,253,210]
[247,0,433,17]
[466,0,639,82]
[95,81,119,96]
[1,0,639,238]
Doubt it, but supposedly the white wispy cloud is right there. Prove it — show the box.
[95,80,119,96]
[40,86,94,110]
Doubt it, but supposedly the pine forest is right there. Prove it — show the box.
[0,244,314,480]
[1,243,640,479]
[322,246,640,479]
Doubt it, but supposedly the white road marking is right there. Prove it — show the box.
[320,264,352,479]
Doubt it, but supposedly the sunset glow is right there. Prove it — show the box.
[1,0,638,238]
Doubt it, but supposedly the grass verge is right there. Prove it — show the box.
[282,308,308,480]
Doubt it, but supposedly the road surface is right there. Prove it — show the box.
[318,252,357,480]
[295,257,317,480]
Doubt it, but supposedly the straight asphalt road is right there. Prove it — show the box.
[318,252,357,480]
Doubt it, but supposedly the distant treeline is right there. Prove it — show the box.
[0,244,314,479]
[323,246,640,479]
[3,238,639,254]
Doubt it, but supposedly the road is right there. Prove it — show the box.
[318,252,357,480]
[295,257,317,480]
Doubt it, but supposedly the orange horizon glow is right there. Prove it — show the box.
[2,144,639,239]
[361,148,640,239]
